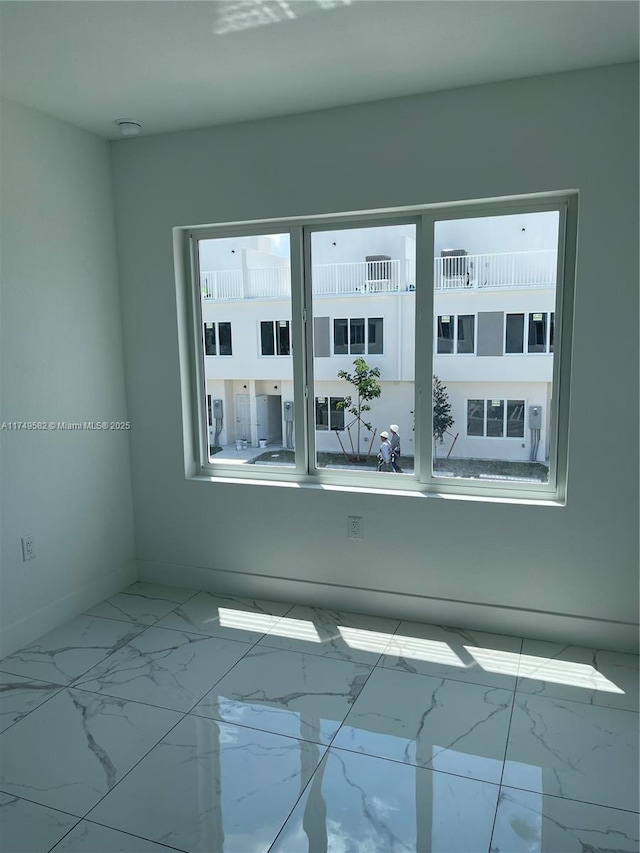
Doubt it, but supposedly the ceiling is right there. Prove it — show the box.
[1,0,638,140]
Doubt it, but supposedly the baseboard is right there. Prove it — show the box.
[0,560,138,659]
[138,559,639,654]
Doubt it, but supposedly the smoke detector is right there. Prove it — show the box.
[114,119,142,137]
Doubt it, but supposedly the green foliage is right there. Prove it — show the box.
[337,357,382,460]
[432,375,454,441]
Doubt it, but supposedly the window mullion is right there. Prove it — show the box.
[415,213,435,483]
[289,227,309,475]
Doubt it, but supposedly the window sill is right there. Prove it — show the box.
[188,470,564,507]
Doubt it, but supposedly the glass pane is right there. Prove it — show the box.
[434,210,559,483]
[198,233,293,468]
[457,315,474,354]
[334,319,348,355]
[350,318,365,354]
[277,321,290,356]
[505,314,524,353]
[528,313,547,353]
[218,322,232,356]
[204,323,216,356]
[467,400,484,436]
[486,399,504,437]
[330,397,345,431]
[315,398,328,430]
[260,321,275,356]
[368,318,383,355]
[550,312,555,353]
[437,316,454,354]
[311,223,416,475]
[507,400,525,438]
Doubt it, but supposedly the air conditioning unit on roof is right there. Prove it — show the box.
[440,248,468,278]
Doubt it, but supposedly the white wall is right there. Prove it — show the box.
[0,98,136,656]
[111,64,639,650]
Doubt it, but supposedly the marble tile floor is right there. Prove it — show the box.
[0,582,638,853]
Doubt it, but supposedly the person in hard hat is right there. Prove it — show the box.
[377,431,392,472]
[389,424,402,473]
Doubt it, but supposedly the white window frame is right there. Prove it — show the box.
[505,311,554,355]
[466,398,526,439]
[332,316,384,356]
[203,321,233,357]
[176,192,576,503]
[435,313,476,355]
[259,319,291,357]
[315,396,346,431]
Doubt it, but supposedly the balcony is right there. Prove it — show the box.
[200,251,555,300]
[435,250,556,290]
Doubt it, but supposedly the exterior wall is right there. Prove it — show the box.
[439,381,551,462]
[314,380,415,456]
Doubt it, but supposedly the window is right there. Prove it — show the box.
[528,313,547,353]
[333,317,383,355]
[436,314,475,354]
[506,312,554,354]
[505,314,524,354]
[183,193,575,501]
[457,315,475,354]
[467,399,525,438]
[315,397,345,431]
[437,316,454,354]
[203,322,232,356]
[261,320,290,356]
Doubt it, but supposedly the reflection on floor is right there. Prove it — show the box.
[0,583,638,852]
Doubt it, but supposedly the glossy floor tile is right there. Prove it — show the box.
[503,693,639,812]
[380,621,523,690]
[270,746,500,853]
[0,687,180,816]
[0,793,77,853]
[72,627,252,712]
[515,639,640,711]
[491,786,640,852]
[88,715,326,853]
[51,820,180,852]
[0,672,62,734]
[83,582,198,627]
[155,591,292,643]
[256,604,400,665]
[332,666,513,783]
[0,584,637,852]
[191,646,372,744]
[0,616,143,685]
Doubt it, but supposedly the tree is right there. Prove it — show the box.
[433,375,454,453]
[336,357,382,461]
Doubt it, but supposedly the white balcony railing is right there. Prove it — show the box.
[200,251,555,300]
[434,250,556,290]
[313,259,404,295]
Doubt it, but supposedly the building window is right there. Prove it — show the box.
[506,312,553,354]
[261,320,290,355]
[437,316,454,354]
[315,397,345,431]
[457,315,475,354]
[528,313,547,353]
[185,194,575,501]
[467,398,525,438]
[203,322,232,356]
[333,318,383,355]
[436,315,475,354]
[505,313,525,354]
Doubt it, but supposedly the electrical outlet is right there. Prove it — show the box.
[21,535,35,561]
[348,516,363,540]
